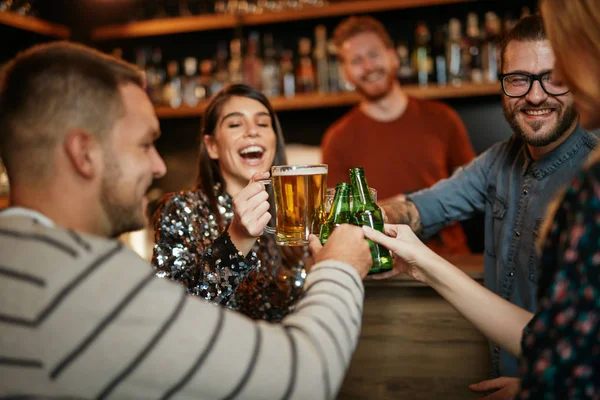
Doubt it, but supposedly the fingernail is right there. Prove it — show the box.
[361,226,372,233]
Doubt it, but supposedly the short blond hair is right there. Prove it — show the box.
[0,41,143,182]
[333,16,394,59]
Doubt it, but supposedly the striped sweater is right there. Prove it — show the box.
[0,215,364,399]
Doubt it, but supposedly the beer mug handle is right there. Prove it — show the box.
[258,179,277,235]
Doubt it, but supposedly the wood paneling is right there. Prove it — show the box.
[0,12,70,38]
[338,282,490,399]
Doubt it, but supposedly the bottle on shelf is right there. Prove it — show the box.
[319,182,352,245]
[396,40,415,85]
[465,12,483,84]
[213,41,229,94]
[482,11,501,83]
[349,167,393,275]
[178,0,192,16]
[199,59,215,98]
[296,37,315,93]
[412,21,433,86]
[163,60,183,108]
[242,32,263,90]
[182,57,204,107]
[0,0,13,12]
[327,40,342,93]
[433,26,447,85]
[446,18,465,86]
[261,33,281,97]
[228,38,244,85]
[314,25,330,94]
[281,49,296,98]
[148,48,167,105]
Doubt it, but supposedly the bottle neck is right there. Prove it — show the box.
[330,187,351,217]
[350,172,374,205]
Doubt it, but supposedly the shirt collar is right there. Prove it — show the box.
[0,206,55,227]
[522,125,596,180]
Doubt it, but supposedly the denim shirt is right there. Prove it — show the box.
[408,125,597,378]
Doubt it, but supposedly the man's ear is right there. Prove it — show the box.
[203,134,219,160]
[64,129,101,179]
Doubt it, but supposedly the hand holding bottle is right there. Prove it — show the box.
[361,224,447,283]
[308,224,373,279]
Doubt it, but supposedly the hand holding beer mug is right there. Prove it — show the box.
[260,164,328,246]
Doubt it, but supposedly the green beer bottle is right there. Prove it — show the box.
[319,183,352,245]
[349,167,393,275]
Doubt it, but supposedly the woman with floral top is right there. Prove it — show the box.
[362,2,599,398]
[152,84,308,322]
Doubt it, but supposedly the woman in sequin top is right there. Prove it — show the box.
[152,84,308,322]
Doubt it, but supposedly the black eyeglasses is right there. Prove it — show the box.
[498,71,570,98]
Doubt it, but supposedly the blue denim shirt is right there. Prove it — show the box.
[409,125,597,378]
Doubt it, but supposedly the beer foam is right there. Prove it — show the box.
[273,166,328,176]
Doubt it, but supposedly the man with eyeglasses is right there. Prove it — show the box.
[380,15,596,399]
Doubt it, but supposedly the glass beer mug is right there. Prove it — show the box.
[260,164,328,246]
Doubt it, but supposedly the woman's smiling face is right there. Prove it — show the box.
[204,95,277,195]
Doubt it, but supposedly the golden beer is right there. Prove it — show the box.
[270,165,328,246]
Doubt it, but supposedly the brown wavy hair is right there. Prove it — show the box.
[195,84,288,227]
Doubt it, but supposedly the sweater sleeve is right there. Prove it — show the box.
[0,234,365,400]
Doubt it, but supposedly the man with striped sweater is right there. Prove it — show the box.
[0,42,372,399]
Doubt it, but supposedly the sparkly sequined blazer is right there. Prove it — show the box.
[152,186,307,322]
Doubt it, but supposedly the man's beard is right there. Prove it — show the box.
[354,68,396,102]
[503,100,578,148]
[100,154,145,238]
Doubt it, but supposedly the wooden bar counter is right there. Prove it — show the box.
[338,254,490,400]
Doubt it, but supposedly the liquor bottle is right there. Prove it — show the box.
[314,25,330,94]
[261,34,281,97]
[396,41,415,85]
[228,38,243,84]
[281,49,296,97]
[320,183,352,245]
[13,0,34,15]
[199,59,215,97]
[411,22,433,86]
[327,40,342,93]
[213,42,229,94]
[296,38,315,93]
[163,60,182,108]
[349,167,393,275]
[433,26,447,85]
[242,32,263,89]
[182,57,204,107]
[178,0,192,16]
[482,11,501,83]
[148,48,166,105]
[0,0,13,12]
[446,18,465,86]
[465,13,483,83]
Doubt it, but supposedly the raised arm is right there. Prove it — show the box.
[9,224,372,399]
[382,144,502,239]
[363,224,533,356]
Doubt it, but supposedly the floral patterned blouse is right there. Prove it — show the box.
[519,164,600,399]
[151,186,307,322]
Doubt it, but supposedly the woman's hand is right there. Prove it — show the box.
[362,224,445,284]
[228,171,271,255]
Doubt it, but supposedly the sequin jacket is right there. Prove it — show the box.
[152,187,307,322]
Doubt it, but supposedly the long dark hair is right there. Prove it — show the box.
[196,84,288,227]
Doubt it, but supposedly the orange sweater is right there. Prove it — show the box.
[322,97,476,255]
